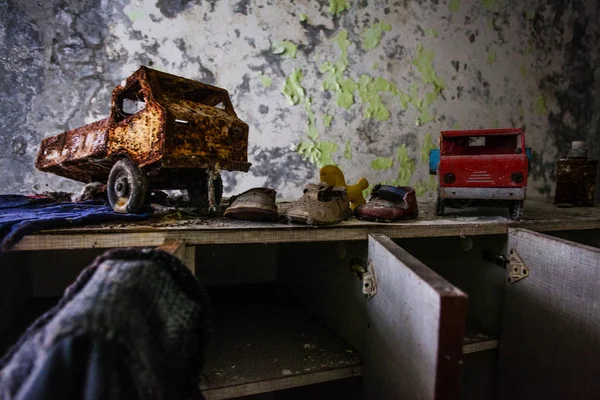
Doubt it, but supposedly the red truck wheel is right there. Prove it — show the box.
[107,158,147,214]
[435,191,445,216]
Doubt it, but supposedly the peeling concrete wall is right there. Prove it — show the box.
[1,0,598,199]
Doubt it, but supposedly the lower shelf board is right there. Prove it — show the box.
[463,330,499,355]
[198,287,499,399]
[199,286,362,399]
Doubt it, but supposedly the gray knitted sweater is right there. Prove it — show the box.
[0,248,210,399]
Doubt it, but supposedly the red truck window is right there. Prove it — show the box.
[442,134,522,156]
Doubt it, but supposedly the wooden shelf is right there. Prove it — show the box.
[198,285,498,399]
[0,295,497,399]
[11,199,600,251]
[463,330,499,355]
[200,286,361,399]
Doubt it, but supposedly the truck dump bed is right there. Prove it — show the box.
[36,118,113,183]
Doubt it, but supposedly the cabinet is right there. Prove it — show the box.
[2,199,600,399]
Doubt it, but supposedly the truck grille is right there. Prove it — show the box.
[467,171,494,183]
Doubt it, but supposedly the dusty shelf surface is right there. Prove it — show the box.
[199,286,361,399]
[12,198,600,251]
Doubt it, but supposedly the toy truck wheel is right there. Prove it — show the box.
[107,158,147,214]
[509,200,524,220]
[435,191,446,216]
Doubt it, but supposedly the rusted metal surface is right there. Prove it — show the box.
[36,66,251,186]
[555,158,597,206]
[35,118,111,183]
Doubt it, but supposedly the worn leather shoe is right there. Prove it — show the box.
[283,183,352,225]
[224,187,278,221]
[355,184,418,222]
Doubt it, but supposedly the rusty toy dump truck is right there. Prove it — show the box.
[36,66,250,213]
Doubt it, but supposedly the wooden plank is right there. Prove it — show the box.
[364,234,467,400]
[157,239,196,273]
[203,367,361,399]
[156,239,186,258]
[9,199,600,251]
[200,285,361,398]
[184,245,196,275]
[498,228,600,400]
[462,331,498,354]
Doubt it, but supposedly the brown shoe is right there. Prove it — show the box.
[355,184,418,222]
[224,188,278,221]
[283,183,351,225]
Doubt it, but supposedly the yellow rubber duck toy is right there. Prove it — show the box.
[320,165,369,210]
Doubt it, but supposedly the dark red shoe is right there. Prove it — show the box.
[355,185,418,222]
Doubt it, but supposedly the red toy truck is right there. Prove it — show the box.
[432,128,528,220]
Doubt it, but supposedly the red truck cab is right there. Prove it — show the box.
[435,128,528,219]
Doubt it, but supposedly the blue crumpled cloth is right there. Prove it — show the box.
[0,195,151,253]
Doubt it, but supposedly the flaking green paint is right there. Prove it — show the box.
[296,140,338,167]
[395,45,446,126]
[328,0,350,16]
[535,96,548,115]
[272,40,298,59]
[126,8,145,22]
[417,107,433,126]
[415,176,438,197]
[519,65,529,79]
[371,157,394,170]
[395,145,415,186]
[282,69,337,166]
[300,13,308,22]
[420,133,436,162]
[398,83,437,126]
[362,21,392,50]
[333,29,352,59]
[344,141,352,160]
[425,28,439,38]
[282,68,305,105]
[486,51,497,64]
[258,73,272,88]
[323,114,333,127]
[482,0,496,10]
[357,74,398,121]
[449,0,460,12]
[321,30,356,109]
[305,98,319,140]
[413,44,445,94]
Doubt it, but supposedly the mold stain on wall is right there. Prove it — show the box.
[0,0,598,199]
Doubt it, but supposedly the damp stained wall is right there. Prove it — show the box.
[1,0,598,200]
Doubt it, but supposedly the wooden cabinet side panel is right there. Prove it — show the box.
[499,228,600,399]
[364,234,467,400]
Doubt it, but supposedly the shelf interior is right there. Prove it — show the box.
[200,285,362,399]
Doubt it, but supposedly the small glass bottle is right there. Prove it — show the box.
[554,141,597,206]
